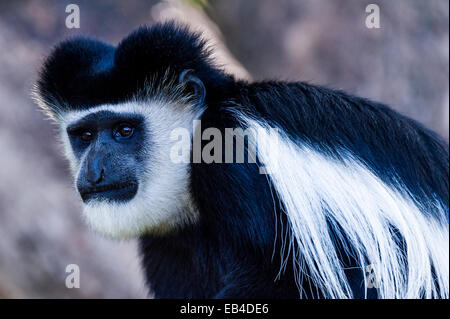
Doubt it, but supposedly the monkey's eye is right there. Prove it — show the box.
[67,126,95,144]
[81,131,94,142]
[114,124,134,140]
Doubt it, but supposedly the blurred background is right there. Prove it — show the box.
[0,0,448,298]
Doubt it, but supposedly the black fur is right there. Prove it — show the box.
[37,22,449,298]
[37,22,232,110]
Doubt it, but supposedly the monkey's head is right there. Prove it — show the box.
[33,22,230,238]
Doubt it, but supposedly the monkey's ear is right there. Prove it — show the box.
[178,69,206,105]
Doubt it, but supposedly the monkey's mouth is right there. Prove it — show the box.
[80,182,138,202]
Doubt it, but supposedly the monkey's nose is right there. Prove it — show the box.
[87,167,104,185]
[86,157,105,185]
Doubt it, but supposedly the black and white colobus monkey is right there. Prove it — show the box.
[34,22,449,299]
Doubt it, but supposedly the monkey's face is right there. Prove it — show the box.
[60,100,201,238]
[67,110,144,204]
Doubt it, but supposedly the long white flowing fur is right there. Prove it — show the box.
[244,117,449,299]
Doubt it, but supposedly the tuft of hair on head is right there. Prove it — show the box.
[33,21,229,120]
